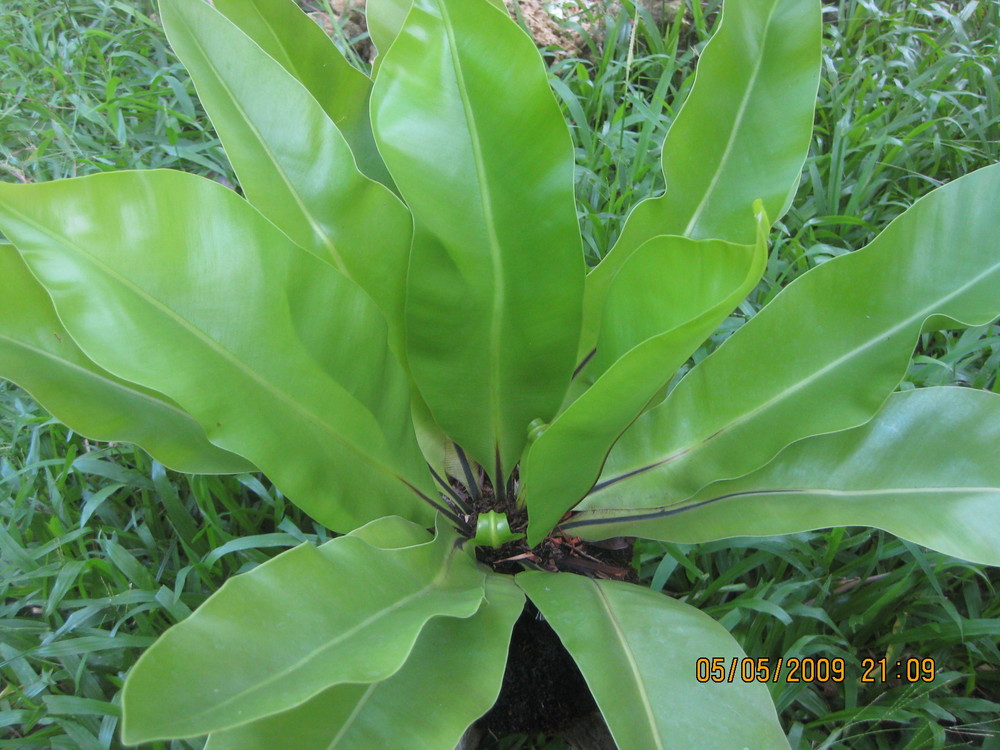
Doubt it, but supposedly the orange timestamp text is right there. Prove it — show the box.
[696,656,845,683]
[695,656,938,683]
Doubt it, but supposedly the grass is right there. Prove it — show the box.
[0,0,232,183]
[1,0,999,748]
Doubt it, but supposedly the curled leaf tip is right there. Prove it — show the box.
[474,511,525,548]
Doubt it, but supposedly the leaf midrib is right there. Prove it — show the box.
[327,683,378,750]
[593,582,664,750]
[569,486,1000,531]
[682,0,781,237]
[436,0,507,471]
[247,0,300,77]
[187,539,468,726]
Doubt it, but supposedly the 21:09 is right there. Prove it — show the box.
[860,657,937,683]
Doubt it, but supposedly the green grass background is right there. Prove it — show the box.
[1,0,998,748]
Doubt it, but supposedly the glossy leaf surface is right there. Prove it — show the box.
[367,0,412,68]
[210,0,392,185]
[586,163,1000,512]
[371,0,584,476]
[523,213,767,544]
[122,525,485,742]
[518,573,789,750]
[0,170,436,533]
[0,244,252,474]
[161,0,412,349]
[205,575,522,750]
[367,0,504,70]
[579,0,820,357]
[593,214,768,375]
[569,388,1000,566]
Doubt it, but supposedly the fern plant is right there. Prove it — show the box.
[1,0,998,747]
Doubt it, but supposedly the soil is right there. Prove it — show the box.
[479,599,598,736]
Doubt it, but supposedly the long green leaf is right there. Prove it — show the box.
[0,170,437,533]
[579,0,821,358]
[371,0,584,477]
[524,212,768,544]
[585,163,1000,513]
[517,573,789,750]
[168,0,452,477]
[122,524,485,743]
[205,575,522,750]
[161,0,411,350]
[210,0,392,186]
[0,245,252,475]
[568,387,1000,566]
